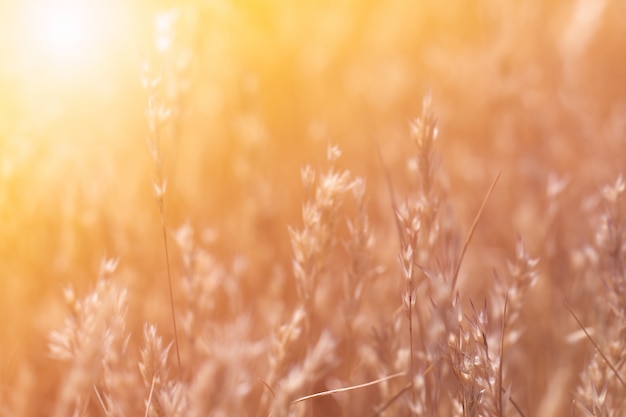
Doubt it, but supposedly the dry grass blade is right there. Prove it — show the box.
[451,169,502,293]
[498,294,508,417]
[504,387,527,417]
[93,385,106,415]
[369,382,413,417]
[145,375,156,417]
[372,133,403,241]
[292,372,406,404]
[143,53,183,373]
[161,219,182,371]
[565,302,626,390]
[258,378,276,399]
[366,359,438,417]
[360,98,404,244]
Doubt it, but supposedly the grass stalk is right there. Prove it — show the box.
[159,197,182,371]
[451,169,502,294]
[565,302,626,390]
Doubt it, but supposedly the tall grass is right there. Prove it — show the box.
[1,1,626,417]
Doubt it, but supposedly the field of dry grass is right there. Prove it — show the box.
[1,1,626,416]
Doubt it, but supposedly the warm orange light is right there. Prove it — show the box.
[34,4,93,62]
[13,0,131,82]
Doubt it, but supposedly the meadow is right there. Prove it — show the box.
[1,1,626,416]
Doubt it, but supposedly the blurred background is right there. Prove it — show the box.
[1,0,625,415]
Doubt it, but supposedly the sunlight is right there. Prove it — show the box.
[14,0,131,81]
[35,5,93,61]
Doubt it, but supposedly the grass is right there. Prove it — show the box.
[1,1,626,416]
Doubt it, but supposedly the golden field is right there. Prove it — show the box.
[1,1,626,416]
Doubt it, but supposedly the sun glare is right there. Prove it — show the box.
[36,5,93,61]
[14,0,130,82]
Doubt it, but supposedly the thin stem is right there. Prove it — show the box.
[372,134,403,241]
[93,385,106,415]
[159,198,182,371]
[150,115,182,372]
[370,382,413,417]
[292,372,406,404]
[408,278,415,403]
[498,294,508,417]
[505,388,527,417]
[372,125,416,403]
[451,169,501,294]
[145,375,156,417]
[565,302,626,389]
